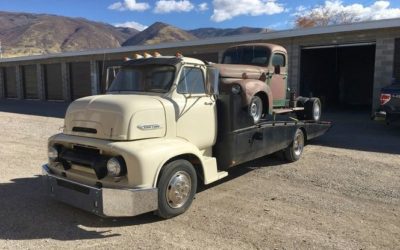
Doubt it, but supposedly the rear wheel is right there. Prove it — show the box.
[284,129,305,162]
[305,98,321,121]
[156,160,197,219]
[296,97,321,121]
[248,96,263,124]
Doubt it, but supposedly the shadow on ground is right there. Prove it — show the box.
[0,155,284,241]
[310,110,400,154]
[0,100,69,118]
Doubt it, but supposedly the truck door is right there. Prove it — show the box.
[174,65,217,150]
[270,52,288,107]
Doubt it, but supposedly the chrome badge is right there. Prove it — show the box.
[137,124,161,130]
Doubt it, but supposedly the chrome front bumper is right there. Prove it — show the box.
[42,165,158,217]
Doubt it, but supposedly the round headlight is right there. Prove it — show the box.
[107,157,126,177]
[48,146,58,161]
[231,85,241,95]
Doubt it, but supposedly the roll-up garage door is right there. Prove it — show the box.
[98,60,123,94]
[44,64,63,100]
[4,66,17,98]
[70,62,91,100]
[22,65,38,99]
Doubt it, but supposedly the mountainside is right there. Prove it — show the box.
[188,27,270,39]
[122,22,197,46]
[0,11,272,58]
[0,11,139,57]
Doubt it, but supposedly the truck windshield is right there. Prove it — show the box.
[108,65,175,93]
[222,46,270,66]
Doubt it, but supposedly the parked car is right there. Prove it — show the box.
[374,79,400,124]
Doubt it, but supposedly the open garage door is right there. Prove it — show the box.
[300,43,376,110]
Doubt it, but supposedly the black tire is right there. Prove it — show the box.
[156,159,197,219]
[304,98,322,121]
[284,129,305,162]
[295,97,308,120]
[248,95,264,124]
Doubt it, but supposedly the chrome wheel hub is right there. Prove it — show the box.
[250,99,262,122]
[166,171,191,208]
[313,103,321,120]
[293,131,304,156]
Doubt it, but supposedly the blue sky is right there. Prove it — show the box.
[1,0,400,30]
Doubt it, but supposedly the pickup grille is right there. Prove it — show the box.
[58,145,109,179]
[72,127,97,134]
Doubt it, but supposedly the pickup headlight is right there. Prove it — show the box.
[231,85,241,95]
[107,157,127,177]
[48,146,59,162]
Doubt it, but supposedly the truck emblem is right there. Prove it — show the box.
[137,124,161,130]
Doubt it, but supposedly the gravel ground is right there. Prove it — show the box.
[0,100,399,249]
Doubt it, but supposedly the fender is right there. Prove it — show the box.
[110,137,210,188]
[234,79,274,114]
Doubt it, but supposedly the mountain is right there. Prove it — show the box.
[0,11,139,58]
[188,27,270,39]
[122,22,198,46]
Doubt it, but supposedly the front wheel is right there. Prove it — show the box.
[156,160,197,219]
[284,128,305,162]
[248,96,264,124]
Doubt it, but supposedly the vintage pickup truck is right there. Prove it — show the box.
[374,79,400,124]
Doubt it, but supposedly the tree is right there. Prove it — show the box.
[295,3,358,28]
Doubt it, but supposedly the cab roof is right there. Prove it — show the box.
[122,56,205,67]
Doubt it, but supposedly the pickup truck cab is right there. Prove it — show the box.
[42,45,330,219]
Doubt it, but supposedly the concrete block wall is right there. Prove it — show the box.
[61,62,71,101]
[36,64,45,100]
[373,37,395,110]
[15,66,22,100]
[0,68,4,99]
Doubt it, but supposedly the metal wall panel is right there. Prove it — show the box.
[70,62,91,100]
[190,53,219,63]
[394,38,400,81]
[22,65,38,99]
[44,64,63,100]
[4,67,17,98]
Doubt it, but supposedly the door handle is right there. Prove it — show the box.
[204,102,213,105]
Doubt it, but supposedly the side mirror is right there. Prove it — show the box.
[206,67,219,95]
[274,65,281,74]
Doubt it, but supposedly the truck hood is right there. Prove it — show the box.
[213,64,267,80]
[64,94,166,141]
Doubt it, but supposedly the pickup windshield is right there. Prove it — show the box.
[222,46,271,66]
[108,65,175,93]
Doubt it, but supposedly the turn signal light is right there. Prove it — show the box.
[380,94,391,105]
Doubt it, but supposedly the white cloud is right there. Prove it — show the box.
[108,0,150,11]
[114,21,148,31]
[198,2,208,11]
[154,0,194,13]
[211,0,285,22]
[295,1,400,22]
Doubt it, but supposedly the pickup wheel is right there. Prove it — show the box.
[156,160,197,219]
[284,129,305,162]
[248,96,263,124]
[305,98,322,121]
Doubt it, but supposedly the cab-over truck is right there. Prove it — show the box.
[42,44,330,218]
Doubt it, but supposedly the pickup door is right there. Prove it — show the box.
[269,52,288,107]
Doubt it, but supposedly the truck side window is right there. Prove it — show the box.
[272,53,286,67]
[177,67,205,94]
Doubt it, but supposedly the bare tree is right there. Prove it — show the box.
[295,6,358,28]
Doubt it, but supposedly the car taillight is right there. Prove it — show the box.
[380,94,391,105]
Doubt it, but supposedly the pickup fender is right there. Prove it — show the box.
[234,79,274,114]
[110,137,213,188]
